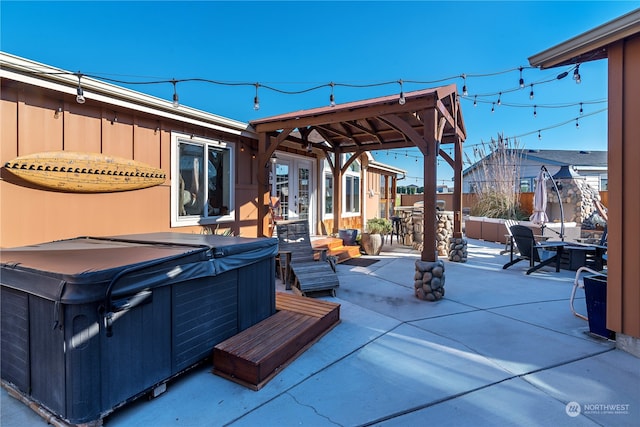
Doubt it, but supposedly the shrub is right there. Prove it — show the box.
[366,217,392,234]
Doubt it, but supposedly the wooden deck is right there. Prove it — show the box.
[212,292,340,390]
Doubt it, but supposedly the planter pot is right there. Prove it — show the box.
[584,275,615,339]
[361,233,383,255]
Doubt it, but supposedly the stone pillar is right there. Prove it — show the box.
[436,211,454,256]
[414,259,445,301]
[448,237,468,263]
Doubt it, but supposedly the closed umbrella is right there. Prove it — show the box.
[529,168,549,225]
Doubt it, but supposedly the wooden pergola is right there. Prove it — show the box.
[250,84,467,262]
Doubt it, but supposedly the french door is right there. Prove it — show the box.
[272,155,314,227]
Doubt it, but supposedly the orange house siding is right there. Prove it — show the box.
[0,79,259,248]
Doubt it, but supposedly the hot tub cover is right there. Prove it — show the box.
[1,234,278,305]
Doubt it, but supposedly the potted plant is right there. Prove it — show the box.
[361,218,392,255]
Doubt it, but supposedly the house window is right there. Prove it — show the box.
[345,175,360,213]
[172,133,234,226]
[600,177,608,191]
[520,178,531,193]
[324,173,333,214]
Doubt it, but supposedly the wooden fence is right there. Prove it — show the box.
[400,191,608,216]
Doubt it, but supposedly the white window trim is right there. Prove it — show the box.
[170,131,235,227]
[321,156,363,219]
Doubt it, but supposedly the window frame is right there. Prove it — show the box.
[171,132,235,227]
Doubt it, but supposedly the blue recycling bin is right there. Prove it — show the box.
[583,274,615,339]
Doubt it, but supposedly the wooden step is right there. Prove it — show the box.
[212,292,340,390]
[330,245,362,263]
[312,237,345,251]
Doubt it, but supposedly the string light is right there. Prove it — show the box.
[579,102,584,115]
[253,83,260,110]
[472,107,606,144]
[491,102,495,113]
[533,105,537,118]
[573,64,581,84]
[171,79,179,108]
[538,130,542,140]
[18,60,599,116]
[575,118,579,129]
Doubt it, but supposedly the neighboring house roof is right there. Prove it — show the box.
[463,149,607,176]
[528,8,640,68]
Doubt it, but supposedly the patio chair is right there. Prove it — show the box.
[502,225,566,274]
[500,219,520,255]
[276,219,340,297]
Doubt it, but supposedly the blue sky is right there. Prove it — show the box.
[2,1,638,185]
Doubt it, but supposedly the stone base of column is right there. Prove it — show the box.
[448,237,468,263]
[414,260,445,301]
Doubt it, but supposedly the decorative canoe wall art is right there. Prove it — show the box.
[3,151,166,193]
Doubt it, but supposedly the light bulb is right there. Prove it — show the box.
[497,92,502,106]
[462,84,468,96]
[518,67,525,88]
[329,82,336,106]
[254,83,260,110]
[491,102,495,113]
[399,92,406,105]
[573,65,581,84]
[529,84,534,100]
[75,74,85,104]
[533,105,537,118]
[172,80,179,108]
[76,86,85,104]
[473,95,477,107]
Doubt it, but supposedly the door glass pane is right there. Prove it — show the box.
[325,174,333,214]
[275,163,289,220]
[298,166,310,220]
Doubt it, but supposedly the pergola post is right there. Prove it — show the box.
[332,148,343,235]
[453,136,464,238]
[421,109,439,262]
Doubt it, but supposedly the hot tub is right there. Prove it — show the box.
[1,233,277,425]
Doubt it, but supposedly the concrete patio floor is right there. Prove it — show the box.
[2,238,638,426]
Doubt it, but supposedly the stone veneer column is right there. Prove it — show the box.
[448,237,468,263]
[414,259,445,301]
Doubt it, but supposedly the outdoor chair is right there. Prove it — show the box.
[500,219,520,255]
[276,219,339,297]
[502,225,567,274]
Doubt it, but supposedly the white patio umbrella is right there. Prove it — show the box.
[529,168,549,225]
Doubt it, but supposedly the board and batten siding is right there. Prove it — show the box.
[0,80,259,248]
